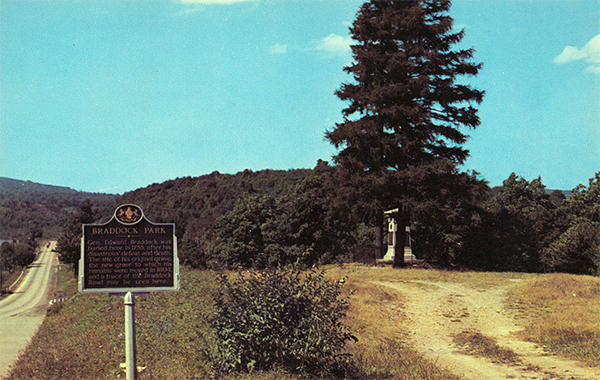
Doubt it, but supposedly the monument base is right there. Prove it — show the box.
[403,247,418,264]
[377,247,421,265]
[377,246,395,264]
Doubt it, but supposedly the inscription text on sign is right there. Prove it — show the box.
[79,204,180,293]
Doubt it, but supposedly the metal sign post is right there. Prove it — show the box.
[124,292,137,380]
[79,204,179,380]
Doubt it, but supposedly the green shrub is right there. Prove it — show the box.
[211,267,357,378]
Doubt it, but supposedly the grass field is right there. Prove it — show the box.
[506,273,600,366]
[6,265,599,379]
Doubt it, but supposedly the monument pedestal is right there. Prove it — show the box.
[377,209,419,266]
[377,246,396,264]
[403,246,418,264]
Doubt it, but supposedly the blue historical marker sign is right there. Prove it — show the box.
[79,204,180,293]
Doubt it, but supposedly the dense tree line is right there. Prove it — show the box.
[55,200,97,277]
[1,227,42,290]
[203,163,363,269]
[459,173,599,274]
[54,169,316,272]
[53,166,598,275]
[0,241,37,275]
[541,173,600,274]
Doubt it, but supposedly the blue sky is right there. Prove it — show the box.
[1,0,598,194]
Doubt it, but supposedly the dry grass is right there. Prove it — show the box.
[506,273,600,366]
[7,267,219,380]
[8,265,462,380]
[452,330,519,364]
[331,264,600,369]
[329,265,461,380]
[326,263,529,289]
[10,264,598,379]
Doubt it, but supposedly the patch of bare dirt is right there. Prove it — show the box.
[375,279,600,380]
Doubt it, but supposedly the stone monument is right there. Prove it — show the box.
[377,208,418,265]
[403,225,417,263]
[378,208,398,263]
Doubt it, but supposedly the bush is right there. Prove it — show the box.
[211,267,357,378]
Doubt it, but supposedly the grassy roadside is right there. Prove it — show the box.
[8,267,219,380]
[506,273,600,366]
[6,265,599,379]
[7,265,460,380]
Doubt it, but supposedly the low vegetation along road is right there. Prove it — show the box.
[378,278,600,380]
[0,241,57,377]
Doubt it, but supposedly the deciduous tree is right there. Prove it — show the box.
[55,200,96,275]
[542,172,600,274]
[462,174,559,272]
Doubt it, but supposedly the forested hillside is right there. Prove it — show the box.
[56,163,370,269]
[0,177,117,240]
[4,166,598,276]
[115,168,320,267]
[51,163,598,275]
[118,168,311,227]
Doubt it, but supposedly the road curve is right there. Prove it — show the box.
[0,241,57,378]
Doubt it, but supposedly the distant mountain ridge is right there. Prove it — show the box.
[547,189,573,198]
[0,177,118,240]
[117,168,312,231]
[0,170,311,241]
[490,185,572,199]
[0,177,80,196]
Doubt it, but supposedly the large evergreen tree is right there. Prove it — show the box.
[325,0,484,263]
[327,0,483,172]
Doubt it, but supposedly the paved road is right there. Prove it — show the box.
[0,241,57,378]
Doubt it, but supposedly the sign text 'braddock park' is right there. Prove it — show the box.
[79,204,180,293]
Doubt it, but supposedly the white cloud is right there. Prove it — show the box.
[585,65,600,75]
[175,6,204,16]
[175,0,257,16]
[554,34,600,74]
[315,33,352,57]
[585,34,600,64]
[269,43,288,55]
[180,0,257,4]
[554,46,590,64]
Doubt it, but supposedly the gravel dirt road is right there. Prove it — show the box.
[377,279,600,380]
[0,241,57,378]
